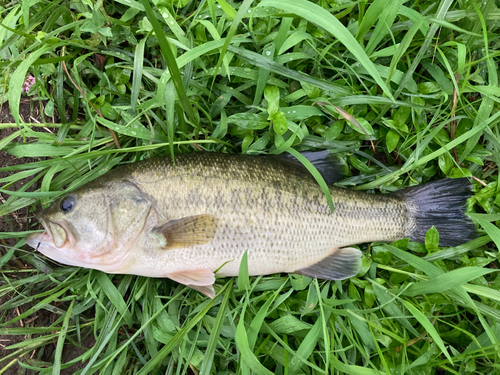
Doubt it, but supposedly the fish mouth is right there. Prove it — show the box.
[27,216,75,251]
[26,215,129,270]
[25,217,88,267]
[25,230,49,250]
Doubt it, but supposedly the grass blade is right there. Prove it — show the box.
[136,284,226,374]
[141,0,198,127]
[228,45,351,96]
[402,300,453,364]
[287,148,334,213]
[401,267,498,297]
[212,0,255,84]
[475,212,500,252]
[235,305,274,375]
[131,36,147,110]
[199,285,231,375]
[259,0,394,101]
[95,272,133,327]
[52,300,74,375]
[237,250,250,292]
[8,44,54,126]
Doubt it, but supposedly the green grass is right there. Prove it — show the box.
[1,0,500,373]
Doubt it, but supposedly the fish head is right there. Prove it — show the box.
[26,180,152,271]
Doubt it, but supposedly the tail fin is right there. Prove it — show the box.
[397,178,477,247]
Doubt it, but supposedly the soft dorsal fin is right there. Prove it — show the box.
[296,247,362,280]
[153,214,218,250]
[279,150,344,185]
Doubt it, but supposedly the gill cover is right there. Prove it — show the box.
[109,181,153,248]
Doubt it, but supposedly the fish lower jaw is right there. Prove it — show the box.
[32,241,130,271]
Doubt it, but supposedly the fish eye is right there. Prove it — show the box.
[60,195,76,213]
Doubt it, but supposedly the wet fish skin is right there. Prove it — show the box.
[25,152,475,297]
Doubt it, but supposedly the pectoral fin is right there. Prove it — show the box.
[153,214,217,250]
[166,268,216,298]
[296,247,362,280]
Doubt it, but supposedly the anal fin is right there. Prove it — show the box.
[296,247,362,280]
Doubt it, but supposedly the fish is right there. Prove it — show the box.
[25,152,477,298]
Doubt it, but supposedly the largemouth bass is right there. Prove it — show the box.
[26,152,476,297]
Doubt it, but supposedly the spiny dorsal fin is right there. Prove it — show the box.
[279,150,344,185]
[153,214,217,250]
[296,247,362,280]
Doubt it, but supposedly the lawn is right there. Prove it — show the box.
[1,0,500,373]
